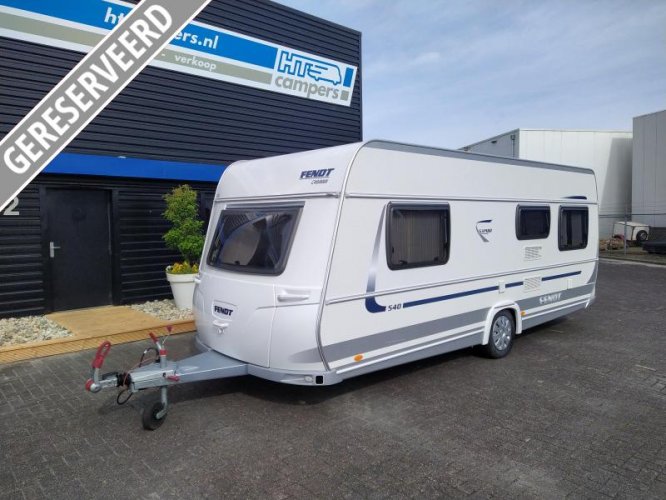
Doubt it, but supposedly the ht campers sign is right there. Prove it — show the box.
[0,0,358,107]
[0,0,212,212]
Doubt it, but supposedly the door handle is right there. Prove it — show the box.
[212,319,229,334]
[277,291,310,302]
[49,241,61,258]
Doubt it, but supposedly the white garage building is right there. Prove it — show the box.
[632,110,666,229]
[462,129,633,238]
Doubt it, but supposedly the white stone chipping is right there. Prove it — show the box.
[0,300,193,348]
[129,299,193,321]
[0,316,71,347]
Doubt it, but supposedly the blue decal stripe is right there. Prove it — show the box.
[365,297,386,313]
[403,285,500,309]
[367,270,581,313]
[542,271,581,281]
[44,153,224,182]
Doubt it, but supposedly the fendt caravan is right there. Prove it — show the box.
[86,141,598,429]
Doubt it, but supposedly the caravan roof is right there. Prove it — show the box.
[215,140,597,203]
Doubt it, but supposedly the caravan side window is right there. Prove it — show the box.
[516,206,550,240]
[387,204,450,270]
[558,207,589,251]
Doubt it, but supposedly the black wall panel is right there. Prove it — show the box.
[117,188,191,304]
[0,0,362,165]
[0,187,44,317]
[0,176,215,318]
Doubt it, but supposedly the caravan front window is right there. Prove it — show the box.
[206,207,301,274]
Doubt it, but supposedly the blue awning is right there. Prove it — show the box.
[43,153,225,182]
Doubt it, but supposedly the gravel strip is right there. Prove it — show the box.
[0,299,192,348]
[0,316,72,347]
[129,299,193,321]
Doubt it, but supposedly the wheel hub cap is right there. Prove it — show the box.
[492,316,511,351]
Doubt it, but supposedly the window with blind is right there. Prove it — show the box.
[386,205,450,270]
[558,207,589,251]
[516,205,550,240]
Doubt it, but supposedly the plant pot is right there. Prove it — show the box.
[166,272,196,310]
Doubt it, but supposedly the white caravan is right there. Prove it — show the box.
[193,140,598,385]
[85,140,599,428]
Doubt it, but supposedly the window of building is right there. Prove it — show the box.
[207,206,301,274]
[516,206,550,240]
[558,207,589,251]
[387,205,450,270]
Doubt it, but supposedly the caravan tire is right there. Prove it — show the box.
[636,230,648,244]
[481,310,515,359]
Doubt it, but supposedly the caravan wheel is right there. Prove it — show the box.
[481,310,515,359]
[636,230,648,244]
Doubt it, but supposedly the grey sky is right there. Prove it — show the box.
[279,0,666,148]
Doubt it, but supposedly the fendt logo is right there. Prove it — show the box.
[277,51,342,85]
[214,305,233,316]
[300,168,334,185]
[476,219,493,242]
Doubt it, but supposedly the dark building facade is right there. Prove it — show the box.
[0,0,362,318]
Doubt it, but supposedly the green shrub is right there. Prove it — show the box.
[163,185,204,270]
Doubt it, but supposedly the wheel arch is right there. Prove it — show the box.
[482,302,522,345]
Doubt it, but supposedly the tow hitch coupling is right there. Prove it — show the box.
[84,328,248,430]
[85,330,177,430]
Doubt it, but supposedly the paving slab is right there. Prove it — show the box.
[0,261,664,499]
